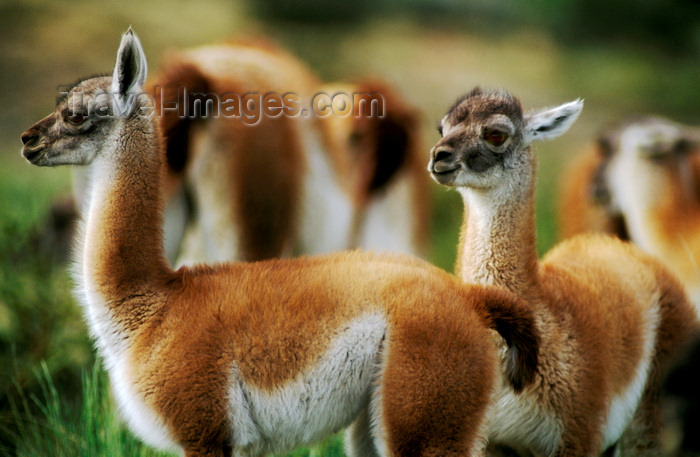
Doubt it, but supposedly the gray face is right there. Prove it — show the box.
[428,88,525,189]
[20,76,118,167]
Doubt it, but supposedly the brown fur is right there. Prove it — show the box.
[20,34,538,457]
[429,89,699,457]
[151,43,312,261]
[123,254,535,456]
[557,145,627,240]
[539,236,697,454]
[557,116,700,312]
[150,40,429,264]
[117,254,539,456]
[318,78,431,254]
[42,39,430,265]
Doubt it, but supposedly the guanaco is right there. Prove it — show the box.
[21,30,539,457]
[56,39,429,267]
[558,116,700,312]
[428,88,698,457]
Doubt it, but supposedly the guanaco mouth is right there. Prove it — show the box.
[22,145,46,163]
[429,159,460,176]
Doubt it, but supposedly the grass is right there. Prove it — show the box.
[3,360,345,457]
[0,154,346,455]
[0,158,93,448]
[4,362,167,457]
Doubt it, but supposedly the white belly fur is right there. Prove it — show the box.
[488,387,562,457]
[229,313,387,456]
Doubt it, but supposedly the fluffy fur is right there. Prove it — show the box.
[149,40,429,266]
[428,88,698,457]
[20,30,539,457]
[557,116,700,313]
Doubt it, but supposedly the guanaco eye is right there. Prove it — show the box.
[437,124,443,136]
[65,113,86,125]
[643,142,670,162]
[483,129,508,147]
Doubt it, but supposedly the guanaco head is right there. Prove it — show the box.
[428,87,582,190]
[593,116,700,218]
[20,28,148,167]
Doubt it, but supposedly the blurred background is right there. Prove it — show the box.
[0,0,698,455]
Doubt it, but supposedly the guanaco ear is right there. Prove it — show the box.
[111,28,148,116]
[523,99,583,144]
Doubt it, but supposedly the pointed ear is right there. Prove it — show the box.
[523,99,583,144]
[111,28,148,109]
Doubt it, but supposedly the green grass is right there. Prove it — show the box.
[0,154,346,457]
[0,157,93,449]
[4,362,168,457]
[3,360,345,457]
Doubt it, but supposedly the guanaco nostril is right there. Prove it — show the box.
[21,131,37,146]
[431,148,460,175]
[433,149,454,163]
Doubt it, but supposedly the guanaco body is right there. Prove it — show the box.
[21,30,539,457]
[152,40,429,265]
[428,88,698,457]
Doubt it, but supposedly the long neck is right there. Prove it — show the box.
[80,113,172,307]
[456,167,539,295]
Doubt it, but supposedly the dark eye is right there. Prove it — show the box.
[644,142,670,162]
[65,113,86,125]
[437,124,443,136]
[483,128,508,147]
